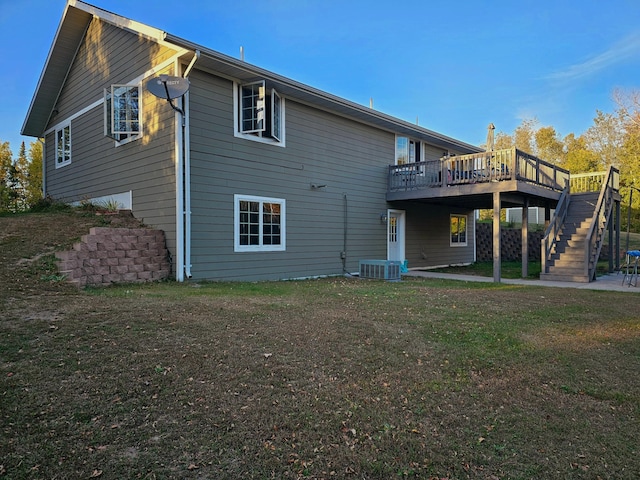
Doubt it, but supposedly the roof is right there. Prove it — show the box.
[22,0,482,154]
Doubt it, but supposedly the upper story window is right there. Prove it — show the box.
[55,123,71,168]
[234,80,285,146]
[104,84,142,144]
[234,194,286,252]
[395,136,421,165]
[450,214,467,246]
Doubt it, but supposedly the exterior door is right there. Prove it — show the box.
[387,209,405,262]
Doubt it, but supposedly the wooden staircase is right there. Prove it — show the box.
[540,192,599,283]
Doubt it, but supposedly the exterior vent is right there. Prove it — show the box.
[358,260,402,281]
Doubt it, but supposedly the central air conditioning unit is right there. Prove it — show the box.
[358,260,402,281]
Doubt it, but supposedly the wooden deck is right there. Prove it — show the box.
[387,148,569,208]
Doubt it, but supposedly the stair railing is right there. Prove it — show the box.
[541,180,570,275]
[584,165,619,281]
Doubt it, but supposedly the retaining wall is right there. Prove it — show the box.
[56,227,171,287]
[476,223,544,262]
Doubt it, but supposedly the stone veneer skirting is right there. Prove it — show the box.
[56,227,171,287]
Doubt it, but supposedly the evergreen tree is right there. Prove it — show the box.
[0,141,16,212]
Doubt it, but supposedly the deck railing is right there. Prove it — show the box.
[388,148,569,192]
[541,182,570,275]
[585,166,619,280]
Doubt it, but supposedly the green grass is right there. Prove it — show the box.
[2,212,640,479]
[432,260,542,279]
[3,278,639,479]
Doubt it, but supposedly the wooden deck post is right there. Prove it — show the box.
[493,191,501,282]
[522,199,529,278]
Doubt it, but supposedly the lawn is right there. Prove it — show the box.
[1,211,639,479]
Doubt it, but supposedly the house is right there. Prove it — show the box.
[22,1,620,283]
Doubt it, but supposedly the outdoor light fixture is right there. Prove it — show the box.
[380,213,387,224]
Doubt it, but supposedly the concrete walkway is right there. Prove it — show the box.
[404,270,640,293]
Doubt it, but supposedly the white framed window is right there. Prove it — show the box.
[450,214,467,246]
[234,194,286,252]
[395,136,421,165]
[55,123,71,168]
[234,81,285,146]
[104,84,142,143]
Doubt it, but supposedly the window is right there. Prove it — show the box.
[395,136,421,165]
[235,80,285,145]
[450,214,467,246]
[104,84,142,142]
[55,123,71,168]
[234,195,286,252]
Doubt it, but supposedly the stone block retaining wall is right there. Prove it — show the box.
[56,227,171,287]
[476,223,544,262]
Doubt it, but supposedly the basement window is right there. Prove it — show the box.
[450,214,467,246]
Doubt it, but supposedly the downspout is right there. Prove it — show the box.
[181,51,199,280]
[182,91,192,279]
[342,193,348,273]
[175,106,185,281]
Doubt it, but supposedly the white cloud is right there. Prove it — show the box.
[545,32,640,83]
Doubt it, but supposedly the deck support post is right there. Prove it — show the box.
[522,198,529,278]
[493,191,501,282]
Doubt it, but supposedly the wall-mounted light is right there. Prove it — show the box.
[380,213,387,224]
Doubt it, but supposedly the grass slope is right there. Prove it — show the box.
[1,211,639,479]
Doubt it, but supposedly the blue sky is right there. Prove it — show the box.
[1,0,639,154]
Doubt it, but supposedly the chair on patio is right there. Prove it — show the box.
[620,250,640,287]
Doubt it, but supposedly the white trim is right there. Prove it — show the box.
[69,0,169,46]
[450,213,468,247]
[183,91,192,279]
[71,191,133,210]
[386,209,406,262]
[234,194,286,252]
[232,81,286,147]
[43,52,187,140]
[54,122,71,168]
[175,97,185,281]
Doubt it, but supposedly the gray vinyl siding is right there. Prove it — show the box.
[44,18,180,265]
[50,20,176,123]
[188,69,392,281]
[400,203,475,268]
[187,67,476,280]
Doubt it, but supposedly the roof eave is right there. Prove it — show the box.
[164,33,482,154]
[21,0,169,138]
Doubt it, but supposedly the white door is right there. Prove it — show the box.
[387,210,405,262]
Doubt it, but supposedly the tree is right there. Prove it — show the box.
[514,118,538,153]
[494,131,514,150]
[0,142,12,212]
[14,142,29,210]
[563,133,599,173]
[25,141,43,207]
[535,126,564,164]
[584,110,624,169]
[613,88,640,129]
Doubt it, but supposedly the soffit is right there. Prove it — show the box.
[23,1,482,155]
[21,4,93,137]
[167,35,482,155]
